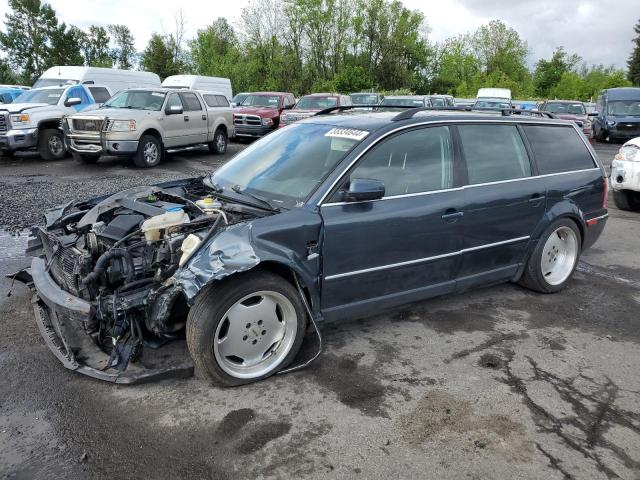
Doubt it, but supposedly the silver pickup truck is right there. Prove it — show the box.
[63,88,234,167]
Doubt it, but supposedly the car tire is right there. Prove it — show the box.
[594,125,606,143]
[38,129,67,161]
[519,218,582,294]
[0,149,14,158]
[208,128,227,155]
[613,189,640,211]
[186,270,307,387]
[133,134,162,168]
[73,153,99,164]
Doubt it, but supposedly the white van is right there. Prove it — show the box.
[476,88,512,100]
[162,75,233,101]
[33,66,161,95]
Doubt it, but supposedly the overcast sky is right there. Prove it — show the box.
[0,0,637,69]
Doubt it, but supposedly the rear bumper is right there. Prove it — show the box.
[0,128,38,151]
[25,257,193,384]
[583,213,608,251]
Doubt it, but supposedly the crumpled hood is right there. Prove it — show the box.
[624,137,640,148]
[235,106,280,117]
[0,102,50,113]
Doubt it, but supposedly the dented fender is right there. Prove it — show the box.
[174,208,323,317]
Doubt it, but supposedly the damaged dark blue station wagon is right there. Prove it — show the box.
[20,107,608,386]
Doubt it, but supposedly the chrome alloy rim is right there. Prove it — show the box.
[541,226,579,285]
[216,133,226,152]
[48,135,64,155]
[213,291,297,379]
[143,141,159,164]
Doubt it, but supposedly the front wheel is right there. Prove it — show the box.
[133,135,162,168]
[208,128,227,154]
[186,271,307,387]
[519,219,581,293]
[38,129,67,161]
[613,189,640,211]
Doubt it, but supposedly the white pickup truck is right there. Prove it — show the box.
[64,88,234,168]
[0,84,111,160]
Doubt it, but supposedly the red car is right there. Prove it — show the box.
[538,100,595,138]
[233,92,296,139]
[279,93,353,128]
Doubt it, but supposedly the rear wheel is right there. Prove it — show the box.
[133,135,162,168]
[38,128,66,161]
[73,153,99,164]
[613,189,640,211]
[519,219,581,293]
[208,128,227,154]
[186,271,307,387]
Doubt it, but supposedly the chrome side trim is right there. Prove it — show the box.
[316,118,582,206]
[323,235,530,281]
[588,213,608,222]
[322,168,600,207]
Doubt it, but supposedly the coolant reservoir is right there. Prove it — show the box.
[179,233,202,266]
[196,197,222,214]
[141,208,189,242]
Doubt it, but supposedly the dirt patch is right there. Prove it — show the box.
[308,353,393,418]
[234,421,292,455]
[399,389,533,463]
[445,332,528,363]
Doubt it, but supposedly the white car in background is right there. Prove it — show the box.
[611,137,640,211]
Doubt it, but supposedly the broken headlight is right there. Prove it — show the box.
[615,145,640,162]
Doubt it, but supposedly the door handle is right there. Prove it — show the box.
[202,114,207,120]
[441,209,463,223]
[529,193,545,203]
[184,115,189,122]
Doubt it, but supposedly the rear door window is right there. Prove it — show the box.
[349,126,454,196]
[179,92,203,111]
[88,87,111,103]
[522,125,595,174]
[458,124,531,184]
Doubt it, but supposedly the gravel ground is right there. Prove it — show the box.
[2,141,640,480]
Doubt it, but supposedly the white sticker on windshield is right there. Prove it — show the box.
[151,92,165,97]
[324,127,369,141]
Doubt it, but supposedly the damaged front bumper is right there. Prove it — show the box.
[24,257,194,384]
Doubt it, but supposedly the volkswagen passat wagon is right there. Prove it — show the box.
[22,108,608,386]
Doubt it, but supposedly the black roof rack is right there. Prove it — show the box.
[392,106,556,121]
[314,105,418,116]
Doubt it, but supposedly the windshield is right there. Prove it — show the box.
[14,88,64,105]
[32,78,78,88]
[380,97,424,107]
[350,94,379,105]
[242,94,281,108]
[474,100,511,109]
[103,90,166,111]
[607,100,640,117]
[543,102,586,115]
[295,96,338,110]
[232,93,249,105]
[209,123,365,208]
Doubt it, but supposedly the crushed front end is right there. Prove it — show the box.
[19,178,265,383]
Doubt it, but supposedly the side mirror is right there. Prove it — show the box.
[65,97,82,107]
[166,104,183,115]
[588,112,599,117]
[342,178,385,202]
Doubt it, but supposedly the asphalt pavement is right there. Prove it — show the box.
[1,140,640,480]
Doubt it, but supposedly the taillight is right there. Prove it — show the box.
[602,175,608,209]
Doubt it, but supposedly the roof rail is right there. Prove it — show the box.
[392,106,556,121]
[314,105,417,116]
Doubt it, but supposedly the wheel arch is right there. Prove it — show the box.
[139,128,163,145]
[37,119,63,131]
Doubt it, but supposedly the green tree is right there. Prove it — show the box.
[49,24,85,67]
[429,35,480,94]
[534,47,582,97]
[0,0,60,83]
[189,18,241,79]
[139,33,183,79]
[471,20,529,81]
[108,24,136,69]
[628,18,640,86]
[82,26,112,67]
[0,58,17,84]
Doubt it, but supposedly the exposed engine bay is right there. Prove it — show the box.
[27,177,271,377]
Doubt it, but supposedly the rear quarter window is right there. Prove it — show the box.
[522,125,595,174]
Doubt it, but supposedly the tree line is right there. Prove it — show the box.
[1,0,639,101]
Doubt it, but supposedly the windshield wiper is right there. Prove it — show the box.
[231,185,280,212]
